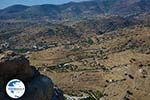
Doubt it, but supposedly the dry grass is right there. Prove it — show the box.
[29,26,150,99]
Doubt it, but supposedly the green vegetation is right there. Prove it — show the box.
[12,48,30,53]
[144,24,150,27]
[86,37,94,45]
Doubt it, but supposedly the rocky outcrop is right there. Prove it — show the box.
[0,51,64,100]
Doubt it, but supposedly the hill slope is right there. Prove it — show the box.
[0,0,149,20]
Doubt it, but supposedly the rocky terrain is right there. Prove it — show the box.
[0,0,150,100]
[28,25,150,100]
[0,0,149,49]
[0,51,64,100]
[0,0,149,20]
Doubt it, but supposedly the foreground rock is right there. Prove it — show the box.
[0,51,64,100]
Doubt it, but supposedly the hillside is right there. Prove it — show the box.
[0,12,149,50]
[29,26,150,100]
[0,0,149,50]
[0,0,149,20]
[0,0,150,100]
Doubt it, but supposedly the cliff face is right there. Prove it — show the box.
[0,51,64,100]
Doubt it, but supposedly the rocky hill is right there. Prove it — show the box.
[0,0,150,99]
[0,13,149,49]
[29,25,150,100]
[0,0,149,20]
[0,51,64,100]
[0,0,149,50]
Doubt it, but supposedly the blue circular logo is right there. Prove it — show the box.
[6,79,25,99]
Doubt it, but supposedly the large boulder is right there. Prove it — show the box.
[0,51,33,92]
[22,75,54,100]
[0,51,64,100]
[0,51,33,80]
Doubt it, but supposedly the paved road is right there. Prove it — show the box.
[64,94,88,100]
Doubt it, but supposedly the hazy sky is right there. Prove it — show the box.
[0,0,88,9]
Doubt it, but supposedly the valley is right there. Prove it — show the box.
[0,0,150,100]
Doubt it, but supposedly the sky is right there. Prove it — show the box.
[0,0,87,9]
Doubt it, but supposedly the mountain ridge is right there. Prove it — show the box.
[0,0,149,20]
